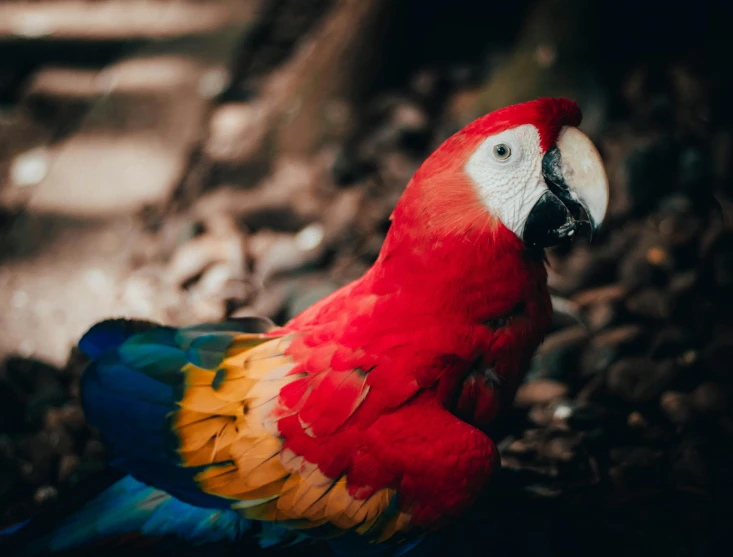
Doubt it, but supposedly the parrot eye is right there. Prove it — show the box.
[492,144,512,161]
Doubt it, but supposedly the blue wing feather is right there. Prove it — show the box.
[77,318,161,359]
[5,475,252,556]
[77,319,258,509]
[1,318,298,555]
[3,317,420,556]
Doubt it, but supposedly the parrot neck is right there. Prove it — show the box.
[362,208,551,427]
[366,185,549,325]
[284,185,552,429]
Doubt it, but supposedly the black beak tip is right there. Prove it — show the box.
[522,191,578,249]
[534,144,603,248]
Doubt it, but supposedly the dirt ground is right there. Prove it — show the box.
[1,1,733,556]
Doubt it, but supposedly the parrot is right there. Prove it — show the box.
[1,98,609,557]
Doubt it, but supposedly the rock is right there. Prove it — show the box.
[573,284,627,331]
[529,398,607,432]
[523,484,563,498]
[3,358,66,428]
[252,227,326,284]
[55,404,86,432]
[43,426,74,455]
[618,233,670,291]
[648,327,694,360]
[627,411,649,430]
[526,325,589,382]
[24,434,55,485]
[504,431,540,455]
[670,438,710,493]
[549,295,585,330]
[57,454,80,483]
[205,102,264,163]
[668,270,697,297]
[515,380,569,408]
[625,288,671,320]
[565,402,607,431]
[549,245,617,293]
[167,227,246,288]
[584,302,618,332]
[701,334,733,380]
[119,272,176,321]
[0,110,55,211]
[391,101,429,132]
[9,147,51,188]
[33,485,57,505]
[528,404,556,427]
[378,152,421,190]
[572,284,627,307]
[321,190,365,246]
[389,101,430,153]
[26,389,68,429]
[580,325,647,376]
[700,230,733,293]
[575,370,608,402]
[409,68,442,101]
[539,433,584,462]
[656,202,703,250]
[3,357,63,395]
[443,87,481,131]
[607,358,679,403]
[331,146,376,186]
[608,447,664,489]
[503,429,586,473]
[660,391,693,425]
[232,274,317,322]
[195,156,326,226]
[645,246,673,268]
[83,439,106,460]
[191,262,250,302]
[690,382,727,416]
[188,295,226,322]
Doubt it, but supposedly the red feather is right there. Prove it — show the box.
[265,98,577,527]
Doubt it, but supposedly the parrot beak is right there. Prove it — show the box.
[522,126,609,249]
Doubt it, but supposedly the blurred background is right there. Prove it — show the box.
[1,0,732,556]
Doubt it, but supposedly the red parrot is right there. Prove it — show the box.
[1,98,608,556]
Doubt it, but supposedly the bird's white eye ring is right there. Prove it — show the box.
[493,144,512,161]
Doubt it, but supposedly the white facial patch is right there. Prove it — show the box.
[463,124,547,238]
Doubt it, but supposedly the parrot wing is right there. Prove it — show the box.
[0,469,274,556]
[71,318,412,548]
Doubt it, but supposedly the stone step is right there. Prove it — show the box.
[4,27,254,216]
[0,0,260,41]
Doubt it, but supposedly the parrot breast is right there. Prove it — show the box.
[274,222,553,529]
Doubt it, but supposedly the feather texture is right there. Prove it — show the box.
[4,98,586,556]
[74,318,415,547]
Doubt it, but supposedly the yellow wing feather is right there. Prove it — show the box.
[172,333,412,541]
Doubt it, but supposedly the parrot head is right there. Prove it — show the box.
[392,97,609,249]
[357,98,611,427]
[290,98,610,430]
